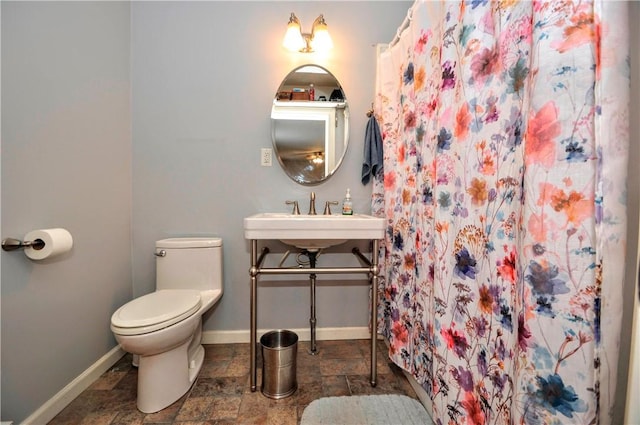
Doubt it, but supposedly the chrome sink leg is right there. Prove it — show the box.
[249,241,269,392]
[370,239,379,387]
[308,251,319,355]
[250,240,258,392]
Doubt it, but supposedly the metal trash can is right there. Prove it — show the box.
[260,329,298,399]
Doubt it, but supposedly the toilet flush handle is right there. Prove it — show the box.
[154,250,166,257]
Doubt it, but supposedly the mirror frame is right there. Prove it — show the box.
[271,64,349,186]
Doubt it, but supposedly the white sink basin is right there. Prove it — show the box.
[244,213,385,250]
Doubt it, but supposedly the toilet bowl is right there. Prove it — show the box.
[110,238,223,413]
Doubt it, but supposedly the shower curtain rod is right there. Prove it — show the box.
[389,2,415,48]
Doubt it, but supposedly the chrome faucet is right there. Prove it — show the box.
[308,192,317,215]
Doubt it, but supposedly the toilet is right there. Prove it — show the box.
[110,237,223,413]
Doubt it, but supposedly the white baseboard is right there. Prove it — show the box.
[201,326,372,344]
[21,345,125,425]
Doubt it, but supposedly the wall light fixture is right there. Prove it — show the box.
[282,12,333,53]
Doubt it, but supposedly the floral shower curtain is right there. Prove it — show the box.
[372,1,629,424]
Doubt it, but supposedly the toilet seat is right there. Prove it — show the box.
[111,289,202,336]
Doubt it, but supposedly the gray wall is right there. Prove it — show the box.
[619,2,640,424]
[1,2,132,421]
[130,1,411,331]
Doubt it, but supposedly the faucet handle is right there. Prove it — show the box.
[309,192,317,215]
[285,200,300,215]
[323,201,339,215]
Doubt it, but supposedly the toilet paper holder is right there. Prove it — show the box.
[1,237,45,252]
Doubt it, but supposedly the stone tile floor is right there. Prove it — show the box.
[49,339,418,424]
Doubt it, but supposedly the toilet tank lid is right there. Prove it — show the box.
[156,237,222,248]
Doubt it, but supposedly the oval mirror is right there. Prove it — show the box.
[271,65,349,185]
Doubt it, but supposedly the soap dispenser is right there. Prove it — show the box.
[342,189,353,215]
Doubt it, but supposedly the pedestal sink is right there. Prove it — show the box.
[244,211,386,394]
[243,212,385,251]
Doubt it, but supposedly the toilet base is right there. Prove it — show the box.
[137,336,205,413]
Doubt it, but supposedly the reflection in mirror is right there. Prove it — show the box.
[271,65,349,185]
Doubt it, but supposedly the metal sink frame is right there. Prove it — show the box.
[246,239,382,393]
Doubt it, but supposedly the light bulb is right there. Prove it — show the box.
[311,23,333,52]
[283,21,305,52]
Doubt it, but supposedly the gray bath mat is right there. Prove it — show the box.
[301,394,433,425]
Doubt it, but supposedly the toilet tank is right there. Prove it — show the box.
[155,237,223,292]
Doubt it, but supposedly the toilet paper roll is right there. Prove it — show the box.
[23,228,73,260]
